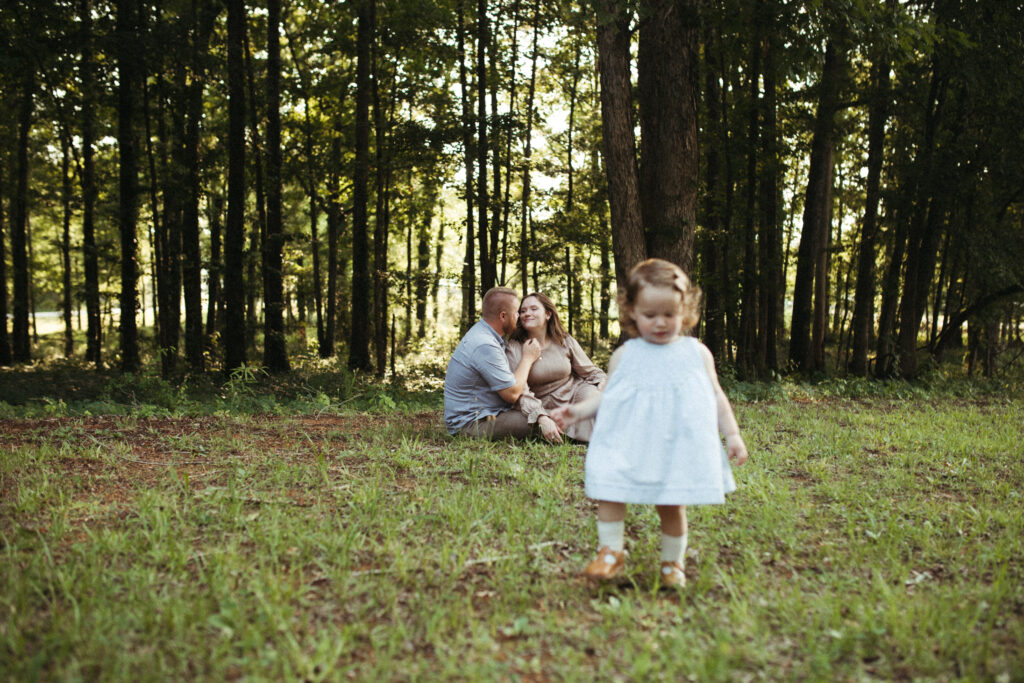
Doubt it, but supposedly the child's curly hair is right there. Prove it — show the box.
[619,258,703,338]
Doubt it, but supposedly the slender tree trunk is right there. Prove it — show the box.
[11,74,34,364]
[457,0,476,330]
[499,0,521,285]
[80,0,102,365]
[416,210,431,338]
[519,1,539,297]
[60,128,75,358]
[242,20,267,351]
[224,0,247,371]
[183,0,216,372]
[263,0,289,373]
[0,162,10,366]
[303,104,324,354]
[476,0,493,292]
[738,13,760,378]
[758,23,780,373]
[596,0,645,294]
[348,0,373,371]
[789,40,845,373]
[849,55,890,375]
[323,133,342,358]
[372,47,392,377]
[206,193,223,343]
[116,0,141,373]
[699,22,724,359]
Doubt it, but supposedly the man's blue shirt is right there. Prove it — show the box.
[443,320,516,434]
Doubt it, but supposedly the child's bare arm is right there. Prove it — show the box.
[699,344,748,466]
[550,346,625,429]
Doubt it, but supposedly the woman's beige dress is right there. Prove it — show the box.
[505,336,606,442]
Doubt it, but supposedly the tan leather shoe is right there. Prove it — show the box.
[659,561,686,588]
[583,546,626,580]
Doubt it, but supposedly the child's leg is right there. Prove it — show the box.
[656,505,688,586]
[596,500,627,551]
[585,500,627,579]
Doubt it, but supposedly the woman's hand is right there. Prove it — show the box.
[537,415,563,443]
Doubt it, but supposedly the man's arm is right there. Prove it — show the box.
[496,338,542,404]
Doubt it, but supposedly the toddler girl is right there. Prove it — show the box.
[552,258,748,587]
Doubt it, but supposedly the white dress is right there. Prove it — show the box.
[585,337,737,505]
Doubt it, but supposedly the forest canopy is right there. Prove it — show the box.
[1,0,1022,381]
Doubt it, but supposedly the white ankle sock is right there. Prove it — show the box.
[597,520,625,552]
[661,533,687,564]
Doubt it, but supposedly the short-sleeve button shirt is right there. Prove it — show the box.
[443,320,516,434]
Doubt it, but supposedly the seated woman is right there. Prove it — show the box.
[505,293,606,443]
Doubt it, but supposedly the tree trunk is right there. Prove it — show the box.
[699,21,724,359]
[11,74,34,364]
[596,0,645,294]
[59,126,75,358]
[348,0,373,371]
[183,0,217,372]
[206,192,223,344]
[224,0,248,372]
[789,40,845,373]
[758,23,780,373]
[519,1,539,297]
[263,0,289,373]
[80,0,102,366]
[638,0,699,273]
[476,0,493,292]
[117,0,141,373]
[323,133,342,358]
[848,55,890,375]
[499,0,521,285]
[457,0,476,330]
[0,161,10,366]
[737,12,760,378]
[243,19,267,351]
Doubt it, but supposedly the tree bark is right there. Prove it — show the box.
[758,23,780,373]
[737,11,760,378]
[848,55,890,375]
[80,0,102,365]
[789,40,845,373]
[117,0,142,373]
[596,0,645,294]
[457,0,476,330]
[11,74,34,364]
[224,0,248,371]
[263,0,289,373]
[348,0,373,371]
[476,0,494,292]
[206,193,223,344]
[59,125,75,358]
[0,161,10,366]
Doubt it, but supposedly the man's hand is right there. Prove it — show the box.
[521,337,542,363]
[537,415,563,443]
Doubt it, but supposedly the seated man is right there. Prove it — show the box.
[443,287,542,439]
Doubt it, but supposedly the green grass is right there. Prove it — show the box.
[1,392,1023,680]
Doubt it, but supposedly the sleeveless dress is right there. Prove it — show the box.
[584,337,737,505]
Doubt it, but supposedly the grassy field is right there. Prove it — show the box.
[2,381,1023,680]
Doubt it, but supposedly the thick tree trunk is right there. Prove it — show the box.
[596,0,645,294]
[348,0,373,371]
[80,0,102,365]
[789,40,845,373]
[263,0,289,373]
[848,57,890,375]
[11,75,34,364]
[224,0,248,371]
[638,0,699,273]
[117,0,141,373]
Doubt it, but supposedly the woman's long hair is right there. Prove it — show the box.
[509,292,569,345]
